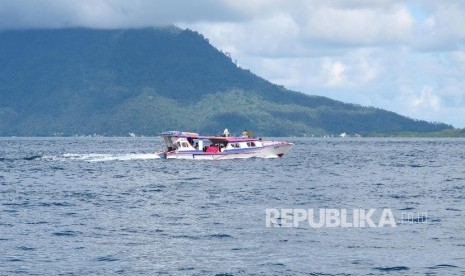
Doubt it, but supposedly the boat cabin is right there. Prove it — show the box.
[161,131,262,153]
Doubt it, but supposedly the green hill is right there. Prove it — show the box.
[0,27,453,136]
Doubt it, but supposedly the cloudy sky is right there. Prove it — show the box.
[1,0,465,127]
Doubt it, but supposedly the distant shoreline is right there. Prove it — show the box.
[2,131,465,139]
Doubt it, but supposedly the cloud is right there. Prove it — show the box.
[322,60,346,87]
[0,0,243,29]
[302,4,414,46]
[185,1,465,127]
[1,0,465,127]
[410,86,441,111]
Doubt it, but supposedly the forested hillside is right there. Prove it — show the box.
[0,27,452,136]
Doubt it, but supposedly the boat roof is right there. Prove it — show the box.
[160,131,259,142]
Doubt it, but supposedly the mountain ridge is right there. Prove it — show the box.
[0,27,453,136]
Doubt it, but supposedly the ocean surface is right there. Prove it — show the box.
[1,137,464,275]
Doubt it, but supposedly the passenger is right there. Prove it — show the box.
[206,145,219,153]
[241,130,248,137]
[223,129,230,137]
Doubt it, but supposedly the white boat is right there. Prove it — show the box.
[156,131,293,160]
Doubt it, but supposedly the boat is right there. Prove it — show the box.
[156,131,293,160]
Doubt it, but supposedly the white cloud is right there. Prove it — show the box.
[302,4,414,46]
[0,0,244,29]
[410,1,465,51]
[322,60,346,87]
[1,0,465,127]
[410,86,441,111]
[188,1,465,127]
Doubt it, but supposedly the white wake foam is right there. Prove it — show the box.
[49,153,161,162]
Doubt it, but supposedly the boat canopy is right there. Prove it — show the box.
[160,130,259,143]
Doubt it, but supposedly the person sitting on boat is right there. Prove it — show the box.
[223,128,230,137]
[241,130,248,137]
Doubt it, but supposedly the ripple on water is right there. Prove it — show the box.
[52,230,82,237]
[96,256,119,262]
[427,264,459,269]
[373,266,410,272]
[1,137,465,275]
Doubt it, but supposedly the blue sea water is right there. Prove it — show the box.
[1,137,464,275]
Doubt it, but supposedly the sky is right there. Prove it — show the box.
[1,0,465,127]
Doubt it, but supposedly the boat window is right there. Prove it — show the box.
[181,142,189,148]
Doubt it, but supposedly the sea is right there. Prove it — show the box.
[1,137,464,275]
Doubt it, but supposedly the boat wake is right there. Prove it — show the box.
[43,153,161,162]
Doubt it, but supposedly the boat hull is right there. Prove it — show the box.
[158,142,293,160]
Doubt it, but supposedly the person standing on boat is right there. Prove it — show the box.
[241,130,254,138]
[223,129,230,137]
